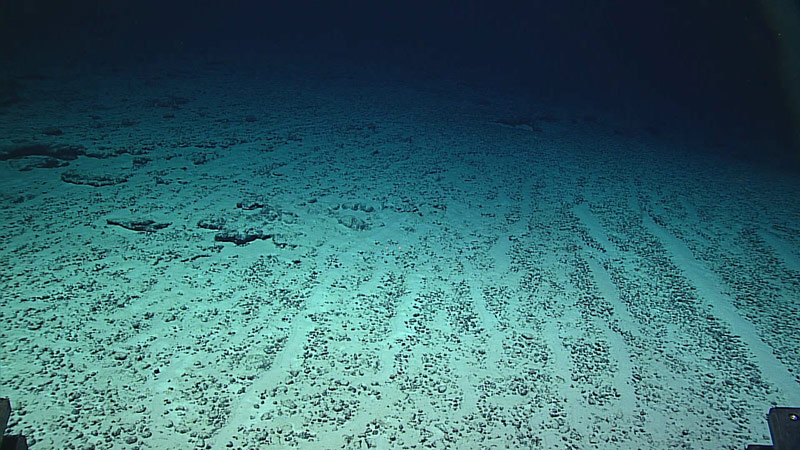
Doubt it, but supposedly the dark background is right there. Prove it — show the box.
[1,0,795,155]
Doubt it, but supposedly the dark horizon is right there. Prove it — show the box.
[2,0,797,160]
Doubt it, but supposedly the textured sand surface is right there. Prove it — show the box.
[1,56,799,449]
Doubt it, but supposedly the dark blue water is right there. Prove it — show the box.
[3,0,796,157]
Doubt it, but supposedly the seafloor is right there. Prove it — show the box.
[1,53,799,449]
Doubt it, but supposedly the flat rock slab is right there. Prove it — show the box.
[62,171,128,187]
[214,229,272,245]
[0,143,85,161]
[9,156,70,171]
[107,219,171,233]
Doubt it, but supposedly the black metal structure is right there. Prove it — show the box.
[0,399,27,450]
[746,407,800,450]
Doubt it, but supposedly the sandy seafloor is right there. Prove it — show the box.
[1,54,800,450]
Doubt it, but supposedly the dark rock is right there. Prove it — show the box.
[9,156,69,171]
[107,219,171,233]
[337,214,368,231]
[214,230,272,245]
[237,201,267,210]
[0,143,85,161]
[493,117,541,131]
[197,218,226,230]
[62,171,128,187]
